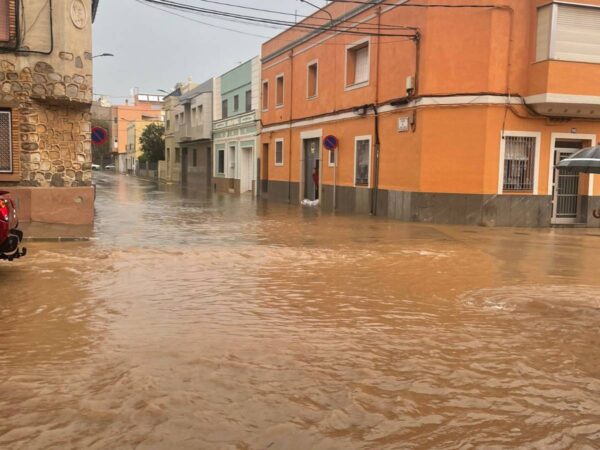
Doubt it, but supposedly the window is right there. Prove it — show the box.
[307,61,318,98]
[0,0,14,44]
[197,105,203,124]
[175,148,181,163]
[166,119,170,130]
[166,148,170,163]
[502,135,537,192]
[0,110,11,173]
[217,148,225,174]
[222,99,228,119]
[245,90,252,112]
[192,148,198,167]
[275,139,284,166]
[262,80,269,111]
[234,95,239,112]
[536,4,600,63]
[192,107,197,125]
[276,75,284,107]
[346,41,370,86]
[354,137,371,186]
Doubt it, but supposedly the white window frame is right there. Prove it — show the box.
[549,132,597,197]
[275,73,285,108]
[345,38,371,91]
[354,135,372,188]
[262,80,269,112]
[498,131,541,195]
[306,59,319,99]
[274,138,284,166]
[328,147,336,167]
[215,147,226,176]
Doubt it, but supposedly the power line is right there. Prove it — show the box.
[135,0,417,36]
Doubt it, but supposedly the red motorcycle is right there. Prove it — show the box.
[0,191,26,261]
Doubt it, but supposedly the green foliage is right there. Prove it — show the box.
[139,123,165,163]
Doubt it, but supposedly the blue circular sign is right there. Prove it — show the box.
[92,126,108,145]
[323,135,338,151]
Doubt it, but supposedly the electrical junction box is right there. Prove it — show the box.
[398,117,410,132]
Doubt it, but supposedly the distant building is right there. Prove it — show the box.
[260,0,600,227]
[125,118,162,174]
[159,78,214,188]
[111,91,163,174]
[212,57,261,194]
[0,0,100,224]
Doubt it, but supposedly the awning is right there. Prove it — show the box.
[557,145,600,174]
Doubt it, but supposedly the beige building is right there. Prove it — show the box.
[159,78,214,188]
[125,118,162,174]
[0,0,99,224]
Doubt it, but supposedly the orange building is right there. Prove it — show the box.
[111,92,164,173]
[259,0,600,227]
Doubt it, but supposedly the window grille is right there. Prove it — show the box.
[355,139,370,186]
[503,136,536,191]
[0,111,12,173]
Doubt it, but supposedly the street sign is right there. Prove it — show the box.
[323,135,338,151]
[92,126,108,145]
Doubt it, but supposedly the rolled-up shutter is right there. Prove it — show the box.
[536,5,552,62]
[0,0,9,42]
[555,4,600,63]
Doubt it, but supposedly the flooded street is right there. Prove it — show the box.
[1,173,600,449]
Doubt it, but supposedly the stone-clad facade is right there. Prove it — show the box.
[0,58,93,187]
[0,0,99,224]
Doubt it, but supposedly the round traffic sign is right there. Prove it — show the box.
[92,126,108,145]
[323,135,338,151]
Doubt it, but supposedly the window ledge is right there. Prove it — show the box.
[345,81,369,92]
[307,95,318,101]
[275,104,284,109]
[274,162,284,167]
[0,173,20,182]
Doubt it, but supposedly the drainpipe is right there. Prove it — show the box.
[288,49,294,203]
[371,105,381,216]
[371,7,383,216]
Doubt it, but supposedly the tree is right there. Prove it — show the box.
[139,123,165,163]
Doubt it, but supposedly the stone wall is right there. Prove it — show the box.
[0,58,93,187]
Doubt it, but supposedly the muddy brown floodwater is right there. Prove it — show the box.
[1,173,600,449]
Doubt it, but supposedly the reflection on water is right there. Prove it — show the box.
[1,173,599,449]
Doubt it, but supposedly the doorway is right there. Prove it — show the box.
[228,145,236,191]
[262,143,269,194]
[551,139,589,224]
[240,147,253,193]
[181,148,188,186]
[303,138,320,201]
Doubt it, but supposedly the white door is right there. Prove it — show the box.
[551,139,586,224]
[241,148,253,193]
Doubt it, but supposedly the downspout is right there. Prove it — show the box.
[288,49,294,203]
[371,7,382,216]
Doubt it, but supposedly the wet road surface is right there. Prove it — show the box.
[1,173,600,449]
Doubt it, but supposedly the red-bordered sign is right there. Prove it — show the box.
[323,135,338,151]
[92,126,108,145]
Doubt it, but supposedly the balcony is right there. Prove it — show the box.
[526,61,600,119]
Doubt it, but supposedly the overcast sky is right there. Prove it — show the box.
[92,0,327,103]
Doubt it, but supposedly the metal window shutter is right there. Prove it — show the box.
[0,0,9,41]
[536,5,552,62]
[555,5,600,63]
[355,46,369,84]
